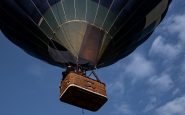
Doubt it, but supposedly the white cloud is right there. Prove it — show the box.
[181,57,185,72]
[156,95,185,115]
[116,103,133,115]
[149,74,174,92]
[149,36,181,60]
[125,53,155,80]
[172,88,180,96]
[108,80,124,97]
[144,97,157,112]
[149,14,185,62]
[167,14,185,42]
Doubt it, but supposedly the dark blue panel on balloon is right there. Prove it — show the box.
[91,0,128,13]
[15,0,61,24]
[48,0,60,5]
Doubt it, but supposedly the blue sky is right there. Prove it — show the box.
[1,0,185,115]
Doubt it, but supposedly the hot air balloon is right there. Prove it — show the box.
[0,0,172,111]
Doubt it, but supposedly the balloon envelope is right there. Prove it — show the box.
[0,0,172,69]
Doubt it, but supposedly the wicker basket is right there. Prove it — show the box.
[60,72,107,111]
